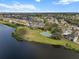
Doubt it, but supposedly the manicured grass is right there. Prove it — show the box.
[13,26,79,52]
[0,21,25,28]
[0,21,17,28]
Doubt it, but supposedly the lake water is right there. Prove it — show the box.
[0,24,79,59]
[40,31,52,37]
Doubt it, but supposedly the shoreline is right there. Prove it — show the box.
[0,21,79,53]
[13,26,79,53]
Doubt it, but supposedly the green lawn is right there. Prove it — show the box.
[13,26,79,52]
[0,21,17,28]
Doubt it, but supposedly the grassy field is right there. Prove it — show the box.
[13,26,79,52]
[0,21,17,28]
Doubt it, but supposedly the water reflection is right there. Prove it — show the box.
[0,24,79,59]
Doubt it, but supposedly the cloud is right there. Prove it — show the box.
[35,0,41,2]
[55,0,79,4]
[0,2,38,12]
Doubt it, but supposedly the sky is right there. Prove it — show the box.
[0,0,79,12]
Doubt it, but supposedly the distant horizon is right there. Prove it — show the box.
[0,12,79,13]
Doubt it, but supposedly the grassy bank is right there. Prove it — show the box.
[13,26,79,53]
[0,21,17,28]
[0,21,25,28]
[1,21,79,53]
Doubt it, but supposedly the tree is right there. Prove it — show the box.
[15,27,28,37]
[44,21,55,31]
[51,25,63,40]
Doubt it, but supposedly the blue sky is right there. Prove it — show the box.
[0,0,79,12]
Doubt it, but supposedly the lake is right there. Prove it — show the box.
[0,24,79,59]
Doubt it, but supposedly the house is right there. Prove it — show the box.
[29,21,45,28]
[73,31,79,43]
[64,34,74,41]
[47,17,59,24]
[29,17,45,28]
[64,30,79,43]
[62,28,72,35]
